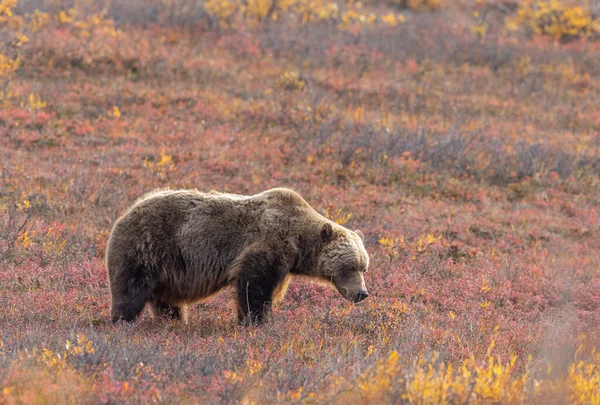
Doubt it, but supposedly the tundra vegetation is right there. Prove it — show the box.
[0,0,599,403]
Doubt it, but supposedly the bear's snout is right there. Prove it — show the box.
[354,289,369,303]
[334,272,369,303]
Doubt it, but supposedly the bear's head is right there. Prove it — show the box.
[316,223,370,303]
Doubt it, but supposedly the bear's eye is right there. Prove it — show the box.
[345,265,364,274]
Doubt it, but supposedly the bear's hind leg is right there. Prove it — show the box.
[111,288,150,323]
[149,302,189,323]
[149,300,182,320]
[109,260,152,323]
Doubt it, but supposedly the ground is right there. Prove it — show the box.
[0,0,599,403]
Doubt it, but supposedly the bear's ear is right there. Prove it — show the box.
[355,229,364,241]
[321,223,333,243]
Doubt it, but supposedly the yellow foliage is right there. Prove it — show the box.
[379,237,396,248]
[72,9,119,39]
[0,53,20,78]
[276,70,306,91]
[379,235,406,261]
[2,345,93,403]
[277,0,339,25]
[245,358,263,375]
[471,20,488,40]
[58,8,77,24]
[565,348,600,404]
[204,0,412,29]
[65,335,95,356]
[16,199,30,211]
[353,105,364,122]
[381,113,395,134]
[395,0,441,11]
[224,370,244,383]
[339,8,377,30]
[324,207,352,225]
[416,233,442,253]
[111,105,121,118]
[244,0,275,25]
[144,149,176,179]
[30,9,49,32]
[0,0,26,106]
[357,351,401,399]
[39,348,66,372]
[506,0,600,41]
[352,350,527,404]
[17,231,30,248]
[328,346,600,404]
[380,12,405,26]
[381,233,445,258]
[0,0,16,19]
[204,0,239,27]
[21,93,46,110]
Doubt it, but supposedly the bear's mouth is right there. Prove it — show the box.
[333,285,350,301]
[336,286,369,303]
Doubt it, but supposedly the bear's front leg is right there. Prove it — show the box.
[235,247,291,325]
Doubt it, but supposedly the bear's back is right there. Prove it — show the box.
[119,188,316,245]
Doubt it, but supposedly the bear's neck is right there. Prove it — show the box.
[290,235,318,276]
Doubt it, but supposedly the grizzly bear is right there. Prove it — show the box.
[106,188,369,324]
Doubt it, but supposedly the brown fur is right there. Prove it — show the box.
[106,188,370,324]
